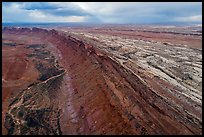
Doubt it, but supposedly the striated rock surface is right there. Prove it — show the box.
[2,27,202,135]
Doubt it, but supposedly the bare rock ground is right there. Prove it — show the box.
[2,26,202,135]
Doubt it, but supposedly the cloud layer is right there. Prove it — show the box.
[2,2,202,24]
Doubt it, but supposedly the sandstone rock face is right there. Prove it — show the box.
[2,27,202,135]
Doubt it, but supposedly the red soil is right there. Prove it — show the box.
[2,38,39,135]
[2,27,202,135]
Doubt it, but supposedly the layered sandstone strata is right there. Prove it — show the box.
[2,27,202,135]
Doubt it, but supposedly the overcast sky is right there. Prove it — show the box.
[2,2,202,24]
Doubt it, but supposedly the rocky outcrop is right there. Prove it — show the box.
[2,27,202,135]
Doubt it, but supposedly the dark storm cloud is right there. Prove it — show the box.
[21,2,90,16]
[22,2,59,10]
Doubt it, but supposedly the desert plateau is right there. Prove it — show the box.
[2,24,202,135]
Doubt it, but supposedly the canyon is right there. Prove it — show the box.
[2,25,202,135]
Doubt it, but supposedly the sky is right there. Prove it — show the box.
[2,2,202,24]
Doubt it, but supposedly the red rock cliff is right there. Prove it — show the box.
[2,27,202,135]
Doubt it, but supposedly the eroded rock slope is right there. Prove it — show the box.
[2,27,202,135]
